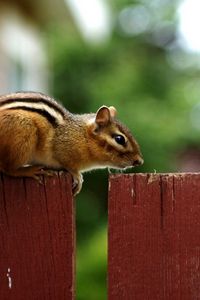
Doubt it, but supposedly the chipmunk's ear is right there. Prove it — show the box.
[95,105,117,126]
[109,106,117,118]
[95,106,111,126]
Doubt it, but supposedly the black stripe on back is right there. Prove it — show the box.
[0,97,65,117]
[8,106,58,127]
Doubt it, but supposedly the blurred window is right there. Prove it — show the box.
[0,9,48,93]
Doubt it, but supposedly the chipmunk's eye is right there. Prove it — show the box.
[113,134,126,146]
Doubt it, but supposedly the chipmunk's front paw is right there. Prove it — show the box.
[72,173,83,196]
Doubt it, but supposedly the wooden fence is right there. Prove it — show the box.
[1,172,200,299]
[0,173,75,300]
[108,173,200,300]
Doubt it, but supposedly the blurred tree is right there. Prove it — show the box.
[48,0,200,298]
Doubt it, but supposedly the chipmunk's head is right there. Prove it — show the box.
[87,105,144,170]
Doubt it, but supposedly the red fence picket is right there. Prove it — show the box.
[0,173,75,300]
[108,173,200,300]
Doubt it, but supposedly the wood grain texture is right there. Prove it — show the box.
[108,173,200,300]
[0,172,75,300]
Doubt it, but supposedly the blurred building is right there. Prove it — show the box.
[0,0,69,94]
[0,0,111,95]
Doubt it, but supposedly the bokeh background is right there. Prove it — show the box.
[1,0,200,298]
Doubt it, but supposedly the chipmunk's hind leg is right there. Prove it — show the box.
[3,166,54,184]
[0,111,39,178]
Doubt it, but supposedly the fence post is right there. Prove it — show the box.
[108,173,200,300]
[0,173,75,300]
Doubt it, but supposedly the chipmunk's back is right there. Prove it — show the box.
[0,92,68,127]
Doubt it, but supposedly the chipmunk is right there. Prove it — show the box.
[0,92,143,195]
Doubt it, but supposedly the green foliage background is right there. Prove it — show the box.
[47,1,200,298]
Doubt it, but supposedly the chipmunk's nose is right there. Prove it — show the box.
[133,155,144,167]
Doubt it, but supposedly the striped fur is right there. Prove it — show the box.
[0,92,66,126]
